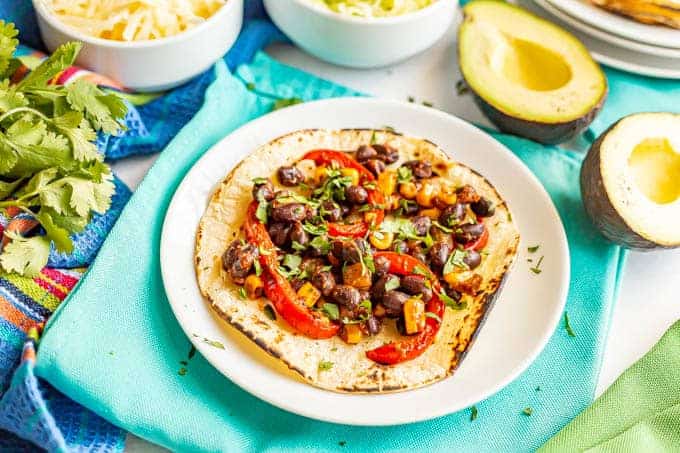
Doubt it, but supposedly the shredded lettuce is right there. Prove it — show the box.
[310,0,435,17]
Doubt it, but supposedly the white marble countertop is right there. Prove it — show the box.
[114,23,680,452]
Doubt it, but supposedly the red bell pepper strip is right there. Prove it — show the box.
[365,252,445,365]
[243,202,340,339]
[303,149,386,237]
[464,222,488,251]
[303,149,375,183]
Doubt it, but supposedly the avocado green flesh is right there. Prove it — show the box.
[459,1,607,144]
[581,113,680,250]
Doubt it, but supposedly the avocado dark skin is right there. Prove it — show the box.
[580,120,676,250]
[468,81,607,145]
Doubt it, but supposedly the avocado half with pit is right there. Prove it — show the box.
[458,1,608,144]
[581,112,680,250]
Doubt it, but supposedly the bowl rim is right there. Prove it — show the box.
[291,0,451,24]
[31,0,241,49]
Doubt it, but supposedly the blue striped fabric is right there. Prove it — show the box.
[0,1,284,450]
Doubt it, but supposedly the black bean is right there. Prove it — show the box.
[429,242,451,269]
[366,316,381,335]
[374,254,391,277]
[271,203,307,223]
[320,201,342,222]
[471,197,496,217]
[277,165,304,186]
[455,223,485,244]
[338,238,368,264]
[464,250,482,270]
[383,290,409,317]
[440,203,466,227]
[330,285,361,308]
[443,284,462,302]
[308,234,330,257]
[363,159,386,177]
[402,201,419,216]
[411,215,431,236]
[412,249,428,264]
[340,204,351,217]
[346,185,368,205]
[290,279,306,292]
[372,274,400,300]
[311,270,336,297]
[356,145,378,161]
[401,275,427,295]
[252,179,274,202]
[221,240,258,285]
[373,144,399,164]
[404,160,432,179]
[289,222,309,246]
[304,205,318,221]
[268,222,291,246]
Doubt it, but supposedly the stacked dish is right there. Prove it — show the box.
[518,0,680,78]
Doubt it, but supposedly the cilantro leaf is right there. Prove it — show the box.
[272,98,303,111]
[322,303,340,320]
[439,291,467,310]
[18,42,80,90]
[443,249,468,275]
[564,312,576,337]
[0,233,50,277]
[0,21,18,77]
[318,360,334,371]
[35,209,73,253]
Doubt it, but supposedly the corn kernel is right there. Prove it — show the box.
[399,181,418,199]
[314,165,328,184]
[297,282,321,307]
[364,211,379,225]
[341,324,362,344]
[416,181,436,208]
[244,274,264,299]
[377,170,397,196]
[369,231,394,250]
[437,183,457,206]
[403,298,426,334]
[341,168,360,186]
[419,208,441,219]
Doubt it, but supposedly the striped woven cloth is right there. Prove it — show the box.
[0,1,283,450]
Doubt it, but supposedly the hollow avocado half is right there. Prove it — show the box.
[458,1,608,144]
[581,112,680,250]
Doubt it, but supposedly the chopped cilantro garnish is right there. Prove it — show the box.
[564,312,576,337]
[178,367,188,376]
[370,131,377,144]
[412,265,429,277]
[359,300,372,312]
[422,101,434,108]
[470,406,478,421]
[252,177,268,185]
[322,303,340,320]
[272,97,303,111]
[425,312,442,323]
[254,259,262,277]
[384,277,400,292]
[528,245,540,253]
[407,96,415,103]
[397,166,413,184]
[310,235,331,254]
[255,201,269,224]
[302,222,328,235]
[530,256,544,274]
[432,220,454,233]
[246,82,255,90]
[318,360,334,371]
[291,241,306,252]
[522,407,533,416]
[203,338,225,349]
[238,287,247,299]
[439,291,467,310]
[443,249,468,275]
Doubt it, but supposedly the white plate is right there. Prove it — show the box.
[160,98,570,426]
[546,0,680,49]
[536,0,680,58]
[522,0,680,78]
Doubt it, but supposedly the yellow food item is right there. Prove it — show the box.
[342,262,372,290]
[403,298,426,334]
[416,181,436,207]
[369,231,394,250]
[399,181,418,199]
[341,324,362,344]
[341,168,360,186]
[315,165,329,183]
[419,208,441,219]
[244,274,263,299]
[310,0,435,18]
[438,184,457,205]
[42,0,226,41]
[378,170,397,196]
[589,0,680,28]
[297,282,321,307]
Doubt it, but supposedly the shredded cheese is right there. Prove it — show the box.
[309,0,435,17]
[42,0,226,41]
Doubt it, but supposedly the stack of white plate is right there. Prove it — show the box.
[516,0,680,78]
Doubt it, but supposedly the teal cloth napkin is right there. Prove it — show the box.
[34,52,678,452]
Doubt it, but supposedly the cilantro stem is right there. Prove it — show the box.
[0,106,49,123]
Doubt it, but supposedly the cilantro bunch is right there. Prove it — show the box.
[0,21,127,276]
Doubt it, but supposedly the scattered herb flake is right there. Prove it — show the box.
[203,338,225,349]
[530,255,544,274]
[470,406,478,421]
[178,367,188,376]
[443,248,468,275]
[522,407,533,416]
[272,97,303,111]
[527,245,540,253]
[384,277,400,292]
[535,386,541,392]
[188,345,196,360]
[422,101,434,108]
[246,82,255,90]
[407,96,415,103]
[439,291,467,310]
[564,312,576,337]
[252,177,268,185]
[456,79,470,95]
[322,303,340,321]
[339,441,347,447]
[254,259,262,277]
[412,265,429,277]
[318,360,334,372]
[397,166,413,184]
[238,287,247,299]
[370,130,377,144]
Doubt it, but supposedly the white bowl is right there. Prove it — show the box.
[32,0,243,92]
[264,0,457,68]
